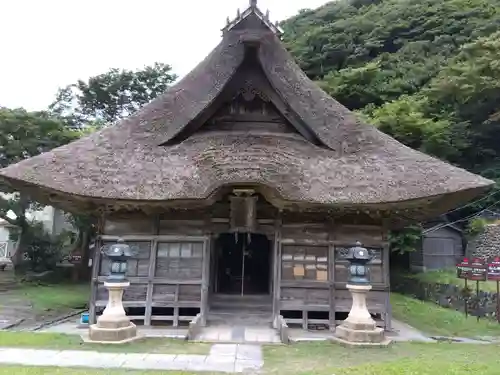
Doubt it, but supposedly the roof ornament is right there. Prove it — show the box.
[226,16,230,26]
[250,0,258,8]
[237,8,241,18]
[265,9,270,21]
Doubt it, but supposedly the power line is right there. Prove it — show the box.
[442,187,500,216]
[422,198,500,235]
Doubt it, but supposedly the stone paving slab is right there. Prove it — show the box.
[210,343,238,356]
[0,344,264,373]
[195,325,280,344]
[237,345,263,361]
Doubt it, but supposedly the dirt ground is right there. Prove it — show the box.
[0,270,84,330]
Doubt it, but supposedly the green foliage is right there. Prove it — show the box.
[388,225,422,254]
[284,0,500,223]
[9,222,68,272]
[366,96,462,159]
[0,108,78,170]
[423,32,500,171]
[49,62,177,127]
[0,108,78,257]
[464,217,488,239]
[284,0,500,80]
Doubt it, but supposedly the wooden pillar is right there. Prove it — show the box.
[173,284,180,327]
[272,215,282,328]
[328,244,336,331]
[89,212,105,325]
[144,215,160,326]
[382,220,392,331]
[200,236,211,326]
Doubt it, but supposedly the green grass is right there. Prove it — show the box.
[0,332,210,355]
[0,368,209,375]
[264,341,500,375]
[14,283,90,313]
[410,268,500,293]
[2,342,500,374]
[391,293,500,338]
[1,341,500,374]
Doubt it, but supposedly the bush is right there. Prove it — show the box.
[11,222,75,273]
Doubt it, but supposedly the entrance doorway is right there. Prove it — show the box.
[214,233,271,295]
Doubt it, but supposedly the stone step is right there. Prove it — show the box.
[210,294,272,312]
[194,325,281,344]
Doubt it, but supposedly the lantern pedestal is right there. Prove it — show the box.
[88,281,139,344]
[333,284,391,347]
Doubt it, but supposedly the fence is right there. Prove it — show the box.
[392,274,500,321]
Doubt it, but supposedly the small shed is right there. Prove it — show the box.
[410,223,464,272]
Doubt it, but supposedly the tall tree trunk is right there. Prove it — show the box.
[10,195,30,273]
[10,222,28,273]
[77,229,92,281]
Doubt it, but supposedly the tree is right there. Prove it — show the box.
[283,0,500,96]
[281,0,500,246]
[49,63,177,128]
[47,63,177,279]
[0,108,79,269]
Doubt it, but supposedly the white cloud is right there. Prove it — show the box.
[0,0,329,111]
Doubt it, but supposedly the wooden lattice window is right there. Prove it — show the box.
[155,242,203,279]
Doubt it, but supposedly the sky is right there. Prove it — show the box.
[0,0,329,111]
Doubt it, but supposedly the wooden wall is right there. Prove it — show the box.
[89,202,391,331]
[274,216,390,330]
[89,214,210,326]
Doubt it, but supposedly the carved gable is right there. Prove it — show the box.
[166,45,322,145]
[191,48,321,142]
[200,91,301,135]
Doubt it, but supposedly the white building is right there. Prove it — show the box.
[0,201,73,261]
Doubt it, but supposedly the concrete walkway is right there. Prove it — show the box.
[0,344,263,373]
[388,319,434,342]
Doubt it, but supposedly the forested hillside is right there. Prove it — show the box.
[283,0,500,214]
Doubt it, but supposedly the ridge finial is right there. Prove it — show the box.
[250,0,257,8]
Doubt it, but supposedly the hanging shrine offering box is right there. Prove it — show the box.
[488,257,500,281]
[457,258,487,281]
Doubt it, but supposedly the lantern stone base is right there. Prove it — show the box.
[333,284,391,347]
[88,323,139,344]
[87,281,139,344]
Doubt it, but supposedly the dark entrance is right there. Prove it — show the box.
[215,233,271,295]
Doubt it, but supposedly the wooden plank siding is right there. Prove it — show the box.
[277,221,390,330]
[93,215,209,326]
[91,211,391,330]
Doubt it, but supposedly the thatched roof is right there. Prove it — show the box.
[0,3,494,216]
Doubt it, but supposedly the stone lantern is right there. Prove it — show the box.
[104,239,136,282]
[88,239,140,343]
[345,241,372,285]
[333,242,390,347]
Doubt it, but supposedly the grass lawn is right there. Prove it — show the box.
[409,268,500,293]
[14,283,90,313]
[264,341,500,375]
[0,332,210,355]
[391,293,500,338]
[0,368,206,375]
[1,342,499,374]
